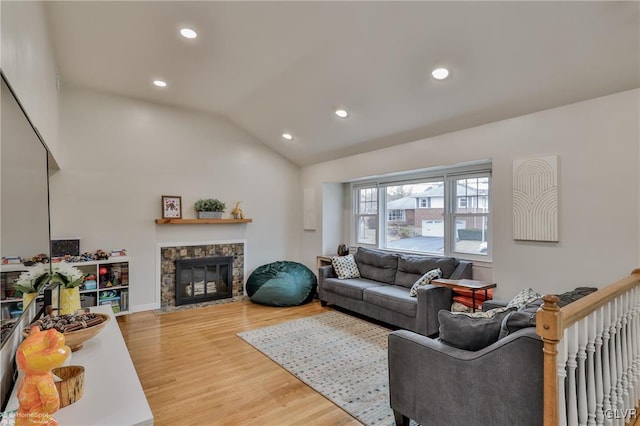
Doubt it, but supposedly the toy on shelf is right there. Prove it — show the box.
[2,256,22,265]
[16,326,71,426]
[22,253,50,266]
[63,250,111,263]
[110,249,127,257]
[94,250,109,260]
[82,274,97,290]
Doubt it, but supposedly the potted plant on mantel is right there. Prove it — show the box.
[194,198,226,219]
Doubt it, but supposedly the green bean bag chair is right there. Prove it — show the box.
[246,261,317,306]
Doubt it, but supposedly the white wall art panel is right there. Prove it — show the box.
[303,187,317,231]
[513,155,559,242]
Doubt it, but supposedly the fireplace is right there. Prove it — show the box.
[175,257,233,306]
[159,242,244,308]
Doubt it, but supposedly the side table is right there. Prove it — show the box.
[431,278,497,312]
[316,255,334,270]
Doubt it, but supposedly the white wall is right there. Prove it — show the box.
[301,89,640,299]
[0,1,60,159]
[50,86,301,311]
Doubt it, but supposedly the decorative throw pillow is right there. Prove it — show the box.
[451,301,472,313]
[438,306,515,351]
[331,254,361,279]
[409,268,442,297]
[506,288,542,309]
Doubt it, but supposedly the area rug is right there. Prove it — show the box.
[237,310,396,425]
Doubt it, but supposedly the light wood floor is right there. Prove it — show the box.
[117,299,362,426]
[118,300,640,426]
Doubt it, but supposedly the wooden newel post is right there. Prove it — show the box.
[536,294,562,426]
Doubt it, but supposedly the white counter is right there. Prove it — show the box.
[6,306,153,426]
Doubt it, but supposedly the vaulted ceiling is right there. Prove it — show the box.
[45,1,640,166]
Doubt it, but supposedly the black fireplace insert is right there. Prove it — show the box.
[175,256,233,305]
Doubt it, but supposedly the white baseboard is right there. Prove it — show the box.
[129,303,160,313]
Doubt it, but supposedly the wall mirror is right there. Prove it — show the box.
[0,71,53,408]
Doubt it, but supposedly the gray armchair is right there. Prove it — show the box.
[388,327,543,426]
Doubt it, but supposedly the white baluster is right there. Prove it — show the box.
[568,323,580,426]
[586,314,597,426]
[632,286,640,404]
[594,306,605,426]
[636,285,640,403]
[626,292,636,419]
[602,301,613,426]
[627,289,638,408]
[620,293,630,414]
[578,319,589,426]
[559,336,569,426]
[615,298,625,426]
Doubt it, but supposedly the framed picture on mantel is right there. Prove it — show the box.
[162,195,182,219]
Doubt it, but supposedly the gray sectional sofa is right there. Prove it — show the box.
[318,247,472,336]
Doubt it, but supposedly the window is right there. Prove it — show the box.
[388,210,406,221]
[452,176,490,256]
[351,165,491,259]
[354,186,378,245]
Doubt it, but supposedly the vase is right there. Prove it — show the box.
[22,292,38,309]
[59,287,81,315]
[337,243,349,256]
[198,211,223,219]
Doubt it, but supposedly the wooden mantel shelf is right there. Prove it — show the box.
[155,218,253,224]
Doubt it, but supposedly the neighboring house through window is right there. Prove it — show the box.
[351,163,491,259]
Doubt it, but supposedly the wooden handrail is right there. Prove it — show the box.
[559,269,640,331]
[537,269,640,343]
[536,269,640,426]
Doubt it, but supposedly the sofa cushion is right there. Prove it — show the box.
[330,254,361,279]
[354,247,398,284]
[409,268,442,297]
[363,285,417,317]
[438,306,515,351]
[557,287,597,307]
[395,254,458,288]
[322,277,383,300]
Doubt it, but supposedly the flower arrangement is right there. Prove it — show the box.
[14,263,50,294]
[15,263,85,294]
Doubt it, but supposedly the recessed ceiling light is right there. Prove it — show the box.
[431,68,450,80]
[180,28,198,39]
[153,80,167,88]
[335,108,349,118]
[282,133,293,141]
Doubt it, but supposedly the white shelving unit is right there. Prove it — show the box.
[0,256,131,321]
[71,256,131,316]
[1,264,33,324]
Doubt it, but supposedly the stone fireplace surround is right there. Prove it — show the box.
[159,241,244,308]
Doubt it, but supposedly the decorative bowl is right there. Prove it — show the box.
[62,314,110,351]
[23,313,110,351]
